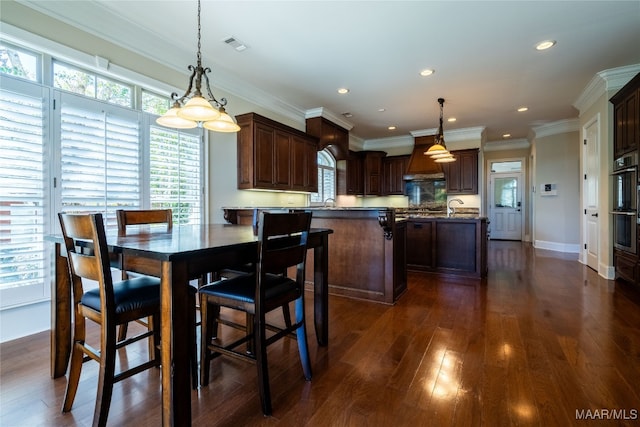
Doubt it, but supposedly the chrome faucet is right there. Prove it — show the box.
[447,198,464,217]
[323,198,336,208]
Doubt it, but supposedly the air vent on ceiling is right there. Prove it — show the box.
[223,36,247,52]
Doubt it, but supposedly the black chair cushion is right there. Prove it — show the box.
[199,273,299,304]
[81,276,161,314]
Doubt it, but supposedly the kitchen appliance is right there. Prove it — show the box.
[611,152,637,253]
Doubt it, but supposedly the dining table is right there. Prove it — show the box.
[47,223,332,427]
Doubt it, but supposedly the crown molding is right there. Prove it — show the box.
[410,126,485,142]
[532,119,580,139]
[364,135,414,151]
[483,138,531,152]
[304,107,354,131]
[573,64,640,114]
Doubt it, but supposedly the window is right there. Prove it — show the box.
[58,92,141,229]
[0,47,205,309]
[150,126,202,225]
[0,42,40,82]
[142,90,170,115]
[310,150,336,205]
[0,76,50,307]
[53,61,133,108]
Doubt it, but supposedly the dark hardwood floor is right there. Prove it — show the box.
[2,240,640,426]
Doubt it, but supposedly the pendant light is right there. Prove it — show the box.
[156,0,240,132]
[424,98,455,162]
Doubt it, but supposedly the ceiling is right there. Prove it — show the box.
[17,0,640,142]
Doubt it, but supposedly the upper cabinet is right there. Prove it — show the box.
[236,112,318,192]
[611,72,640,158]
[382,155,410,195]
[443,149,479,194]
[363,151,386,196]
[305,117,349,160]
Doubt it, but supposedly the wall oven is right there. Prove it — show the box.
[611,152,637,254]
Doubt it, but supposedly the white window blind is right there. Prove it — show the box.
[0,76,49,307]
[59,93,140,229]
[149,126,202,225]
[311,150,336,204]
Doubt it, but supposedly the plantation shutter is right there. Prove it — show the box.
[149,125,202,225]
[0,76,50,307]
[59,93,141,229]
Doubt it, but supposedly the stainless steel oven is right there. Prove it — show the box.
[611,152,637,253]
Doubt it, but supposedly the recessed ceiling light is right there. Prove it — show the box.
[503,133,511,138]
[447,117,456,123]
[378,108,386,112]
[342,112,353,118]
[517,106,529,112]
[535,40,556,51]
[420,69,435,77]
[337,88,349,94]
[388,126,397,131]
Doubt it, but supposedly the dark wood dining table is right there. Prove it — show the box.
[48,223,332,427]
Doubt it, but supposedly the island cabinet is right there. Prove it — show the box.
[611,72,640,158]
[382,155,410,195]
[442,148,478,194]
[236,112,318,192]
[406,217,487,278]
[222,207,407,304]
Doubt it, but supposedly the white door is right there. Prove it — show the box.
[584,118,600,271]
[490,173,522,240]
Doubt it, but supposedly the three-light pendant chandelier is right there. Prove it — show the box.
[156,0,240,132]
[424,98,455,162]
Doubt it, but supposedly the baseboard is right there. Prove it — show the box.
[0,301,50,343]
[533,240,581,253]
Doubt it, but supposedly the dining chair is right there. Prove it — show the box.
[199,211,313,415]
[115,208,198,388]
[58,213,161,427]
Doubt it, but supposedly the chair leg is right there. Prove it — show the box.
[117,323,128,342]
[61,342,85,413]
[254,313,272,416]
[62,313,86,413]
[199,296,215,387]
[94,328,117,427]
[294,296,312,380]
[188,292,198,390]
[281,304,292,328]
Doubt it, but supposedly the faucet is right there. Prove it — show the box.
[447,198,464,217]
[323,198,336,208]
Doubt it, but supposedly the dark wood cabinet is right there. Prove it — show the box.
[443,148,478,194]
[305,116,349,160]
[611,72,640,158]
[406,220,435,269]
[363,151,386,196]
[338,150,364,195]
[614,248,637,283]
[236,112,318,192]
[382,155,410,195]
[406,217,487,278]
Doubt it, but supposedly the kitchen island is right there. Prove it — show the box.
[403,214,488,278]
[223,207,407,304]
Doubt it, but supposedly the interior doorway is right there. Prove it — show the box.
[489,160,524,241]
[583,115,600,271]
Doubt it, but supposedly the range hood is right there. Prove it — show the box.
[403,135,444,180]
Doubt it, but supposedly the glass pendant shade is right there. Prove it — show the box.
[203,110,241,132]
[434,154,456,163]
[425,143,448,156]
[430,151,453,159]
[156,107,198,129]
[177,96,221,122]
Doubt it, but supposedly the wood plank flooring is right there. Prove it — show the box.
[2,240,640,426]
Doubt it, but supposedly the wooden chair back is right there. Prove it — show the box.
[116,209,172,236]
[58,213,115,316]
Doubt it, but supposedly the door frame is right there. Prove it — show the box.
[581,113,600,270]
[486,156,527,241]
